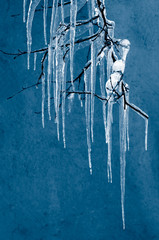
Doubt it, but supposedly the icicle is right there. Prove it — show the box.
[43,0,48,45]
[87,0,97,144]
[52,50,56,117]
[84,68,92,175]
[42,71,45,128]
[47,45,52,120]
[106,21,115,78]
[49,0,56,118]
[145,119,148,151]
[119,96,127,230]
[33,52,37,70]
[90,41,96,142]
[55,35,63,140]
[55,37,60,140]
[99,59,107,142]
[70,0,77,90]
[125,89,129,151]
[78,95,83,108]
[23,0,27,23]
[61,0,64,23]
[107,47,113,80]
[62,60,66,148]
[26,0,41,69]
[68,93,74,113]
[49,0,56,41]
[91,0,95,15]
[128,103,149,120]
[106,101,113,183]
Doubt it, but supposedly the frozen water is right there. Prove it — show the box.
[84,68,92,175]
[43,0,48,45]
[34,52,37,71]
[26,0,41,69]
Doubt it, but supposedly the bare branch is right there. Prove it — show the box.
[67,91,107,101]
[7,83,41,100]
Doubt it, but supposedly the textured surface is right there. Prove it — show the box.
[0,0,159,239]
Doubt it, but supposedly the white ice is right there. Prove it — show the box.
[91,41,96,142]
[34,52,37,71]
[55,37,63,140]
[43,0,48,45]
[23,0,27,23]
[60,0,64,23]
[49,0,56,41]
[26,0,41,69]
[62,60,66,148]
[42,72,45,128]
[70,0,77,90]
[126,90,130,151]
[84,68,92,175]
[112,60,125,74]
[106,101,113,183]
[119,96,127,230]
[47,44,53,120]
[145,119,148,151]
[99,59,107,143]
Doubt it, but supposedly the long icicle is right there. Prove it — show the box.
[55,32,63,141]
[23,0,27,23]
[26,0,41,69]
[42,68,45,128]
[145,119,148,151]
[48,0,58,120]
[90,40,96,143]
[70,0,77,90]
[55,37,60,140]
[84,68,92,175]
[125,88,130,151]
[106,101,113,183]
[61,0,64,23]
[105,25,115,182]
[49,0,56,40]
[43,0,48,45]
[59,20,66,145]
[119,96,127,230]
[62,60,66,148]
[60,0,66,144]
[90,0,96,143]
[99,59,107,142]
[47,44,52,120]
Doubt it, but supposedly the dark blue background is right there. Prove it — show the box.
[0,0,159,239]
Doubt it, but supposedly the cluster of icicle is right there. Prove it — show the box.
[23,0,148,229]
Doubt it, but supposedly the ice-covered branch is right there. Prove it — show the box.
[3,0,149,230]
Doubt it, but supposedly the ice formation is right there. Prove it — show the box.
[25,0,149,229]
[23,0,27,23]
[42,72,45,128]
[26,0,41,69]
[43,0,48,45]
[70,0,77,90]
[84,67,92,174]
[33,52,37,71]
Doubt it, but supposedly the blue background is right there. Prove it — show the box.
[0,0,159,239]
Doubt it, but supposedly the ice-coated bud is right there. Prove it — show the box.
[105,72,121,96]
[119,39,131,48]
[119,39,131,61]
[112,60,125,73]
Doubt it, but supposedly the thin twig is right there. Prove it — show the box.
[67,91,107,101]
